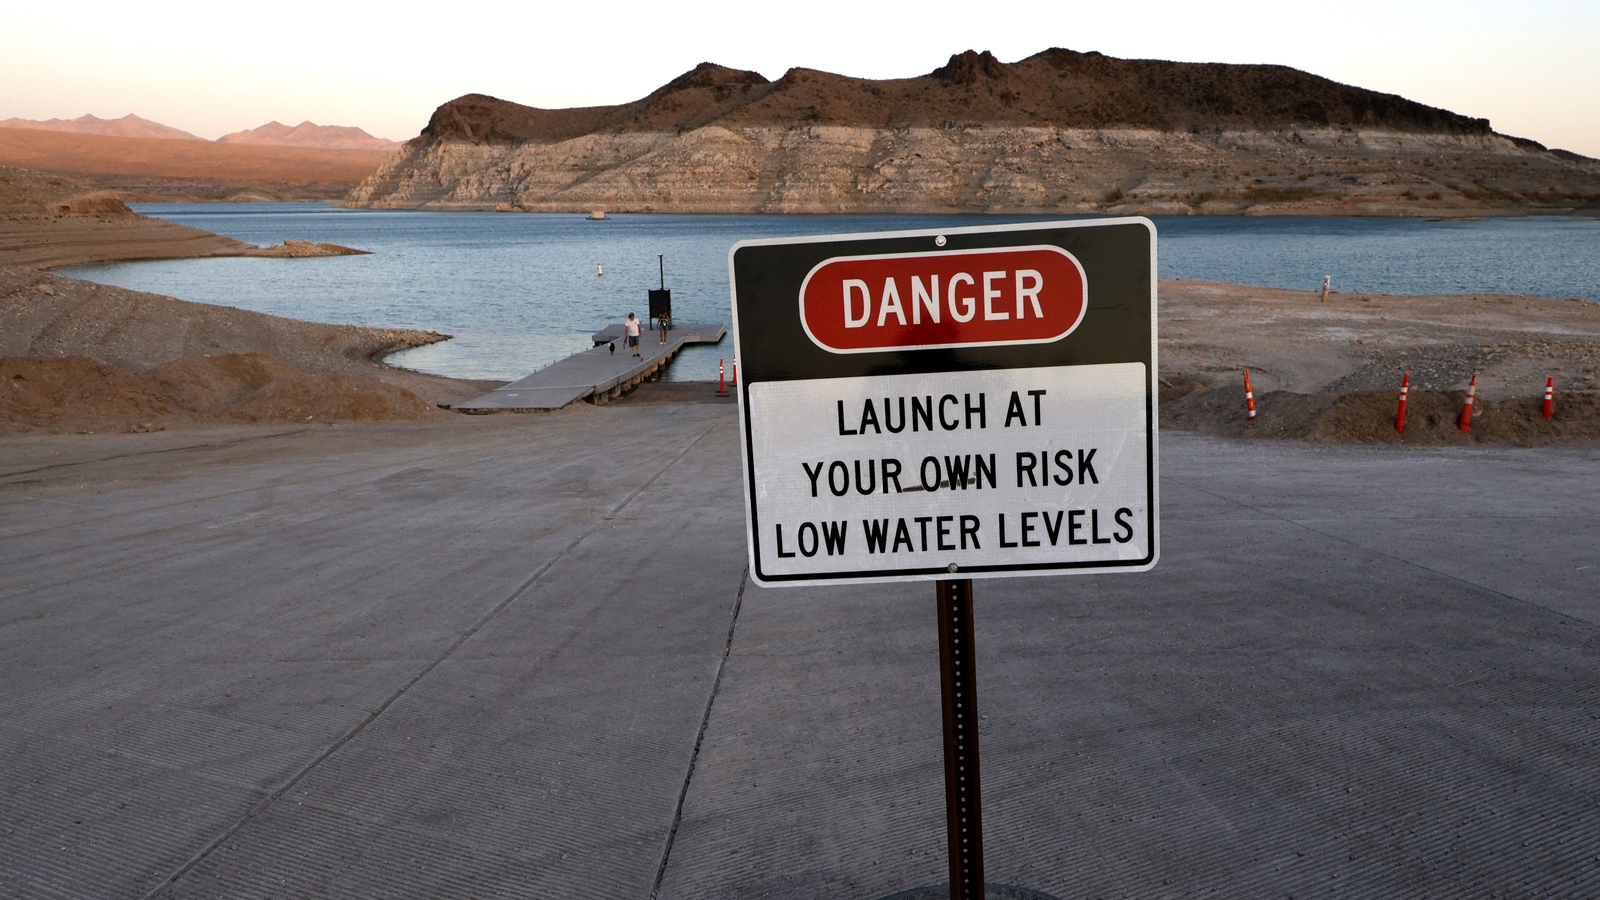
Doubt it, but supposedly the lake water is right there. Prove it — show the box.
[63,204,1600,383]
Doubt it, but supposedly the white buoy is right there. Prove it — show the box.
[597,264,603,277]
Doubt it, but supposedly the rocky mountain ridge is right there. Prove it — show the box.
[348,48,1600,215]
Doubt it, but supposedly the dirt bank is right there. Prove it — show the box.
[1161,279,1600,399]
[2,354,446,434]
[1163,383,1600,445]
[1,265,499,434]
[1160,279,1600,444]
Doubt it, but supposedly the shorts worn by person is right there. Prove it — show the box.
[625,313,642,357]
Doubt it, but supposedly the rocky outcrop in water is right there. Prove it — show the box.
[346,49,1600,215]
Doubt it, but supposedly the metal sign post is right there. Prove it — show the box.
[938,578,983,899]
[730,219,1159,898]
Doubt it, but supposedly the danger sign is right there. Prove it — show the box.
[731,218,1158,586]
[799,245,1086,352]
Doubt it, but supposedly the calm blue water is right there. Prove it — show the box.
[63,204,1600,382]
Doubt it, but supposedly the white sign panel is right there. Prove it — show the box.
[748,363,1150,578]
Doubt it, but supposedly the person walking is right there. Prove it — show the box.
[658,309,671,344]
[625,312,642,358]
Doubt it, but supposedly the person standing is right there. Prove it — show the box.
[658,310,671,344]
[625,312,642,358]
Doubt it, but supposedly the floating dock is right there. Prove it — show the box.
[455,323,726,412]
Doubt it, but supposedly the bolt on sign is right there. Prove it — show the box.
[731,219,1159,586]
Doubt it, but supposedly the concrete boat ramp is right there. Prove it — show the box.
[9,419,1600,899]
[455,322,725,412]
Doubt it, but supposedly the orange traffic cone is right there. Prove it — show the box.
[1458,373,1477,432]
[1395,373,1409,433]
[1243,369,1256,421]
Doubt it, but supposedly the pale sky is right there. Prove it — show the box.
[3,0,1596,157]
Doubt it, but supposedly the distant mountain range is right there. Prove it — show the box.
[0,114,203,141]
[217,122,399,152]
[0,115,397,151]
[0,130,394,203]
[349,48,1600,215]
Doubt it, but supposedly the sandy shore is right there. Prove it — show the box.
[0,168,499,434]
[0,200,367,270]
[0,204,256,269]
[1,167,369,269]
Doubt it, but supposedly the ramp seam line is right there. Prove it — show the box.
[138,421,719,900]
[650,564,749,900]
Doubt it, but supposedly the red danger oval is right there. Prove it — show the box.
[799,245,1087,353]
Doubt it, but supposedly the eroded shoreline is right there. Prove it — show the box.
[3,166,1598,443]
[4,263,1599,441]
[0,265,500,434]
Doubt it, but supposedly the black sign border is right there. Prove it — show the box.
[731,217,1159,586]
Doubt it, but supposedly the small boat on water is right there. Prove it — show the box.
[587,210,608,220]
